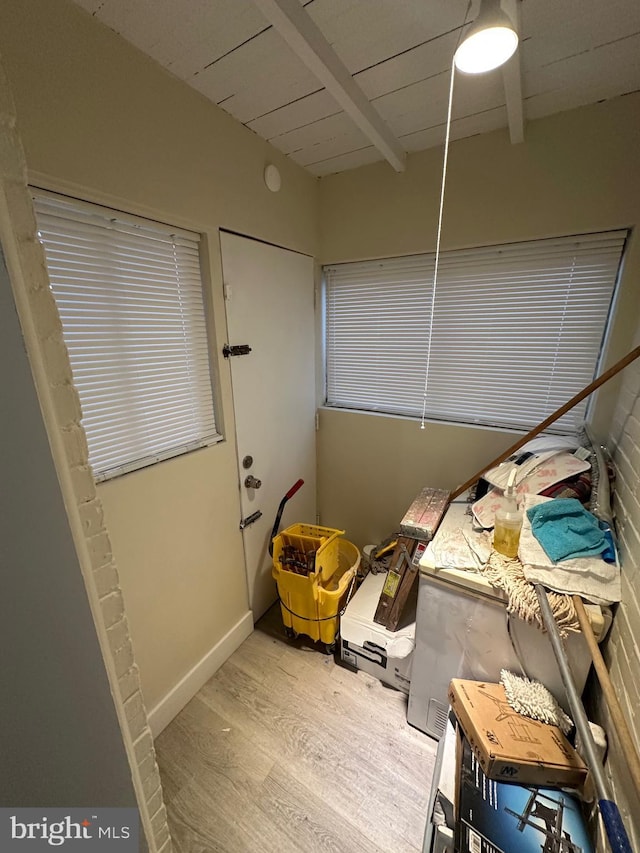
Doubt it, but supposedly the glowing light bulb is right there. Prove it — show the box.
[454,26,518,74]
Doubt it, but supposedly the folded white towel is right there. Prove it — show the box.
[518,494,621,606]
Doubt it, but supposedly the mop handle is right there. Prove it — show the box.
[598,801,633,853]
[535,586,632,853]
[268,479,305,557]
[284,478,304,500]
[573,595,640,794]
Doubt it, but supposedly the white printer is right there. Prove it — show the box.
[340,570,416,694]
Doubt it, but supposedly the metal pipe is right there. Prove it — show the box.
[535,585,632,853]
[573,594,640,795]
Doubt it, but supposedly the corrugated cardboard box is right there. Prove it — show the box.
[448,679,587,788]
[455,732,594,853]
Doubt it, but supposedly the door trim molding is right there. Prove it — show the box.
[219,226,314,259]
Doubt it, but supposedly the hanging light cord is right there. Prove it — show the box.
[420,2,472,429]
[420,60,456,429]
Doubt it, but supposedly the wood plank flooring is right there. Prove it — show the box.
[155,605,437,853]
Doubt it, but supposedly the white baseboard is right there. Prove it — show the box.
[147,610,253,737]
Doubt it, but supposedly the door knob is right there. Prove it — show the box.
[244,475,262,489]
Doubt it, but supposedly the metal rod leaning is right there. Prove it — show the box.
[535,584,632,853]
[572,594,640,796]
[450,344,640,501]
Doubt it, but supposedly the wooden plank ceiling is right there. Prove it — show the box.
[73,0,640,176]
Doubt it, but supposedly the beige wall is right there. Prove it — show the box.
[3,0,640,775]
[0,44,169,845]
[317,93,640,546]
[0,0,319,713]
[317,92,640,841]
[317,408,517,546]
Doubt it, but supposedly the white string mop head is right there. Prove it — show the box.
[501,669,574,734]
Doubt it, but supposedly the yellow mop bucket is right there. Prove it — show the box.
[272,526,360,652]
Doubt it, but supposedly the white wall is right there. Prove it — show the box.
[317,93,640,547]
[0,0,319,715]
[600,319,640,846]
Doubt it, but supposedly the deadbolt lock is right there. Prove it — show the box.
[242,455,254,469]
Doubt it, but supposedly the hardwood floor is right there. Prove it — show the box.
[155,605,437,853]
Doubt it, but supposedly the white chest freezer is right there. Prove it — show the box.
[407,500,598,740]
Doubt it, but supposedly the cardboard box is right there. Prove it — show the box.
[448,679,587,788]
[456,733,594,853]
[456,732,593,853]
[340,571,415,693]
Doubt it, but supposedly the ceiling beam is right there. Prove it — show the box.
[502,0,525,144]
[251,0,406,172]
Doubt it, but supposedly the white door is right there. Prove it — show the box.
[220,232,317,621]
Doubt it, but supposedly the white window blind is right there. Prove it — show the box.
[33,191,221,481]
[324,231,626,433]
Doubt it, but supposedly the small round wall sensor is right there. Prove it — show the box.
[264,164,281,192]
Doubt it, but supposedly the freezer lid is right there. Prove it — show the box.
[419,499,507,601]
[420,560,508,601]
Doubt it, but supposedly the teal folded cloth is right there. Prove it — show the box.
[526,498,607,562]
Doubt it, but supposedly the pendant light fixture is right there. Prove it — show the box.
[454,0,518,74]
